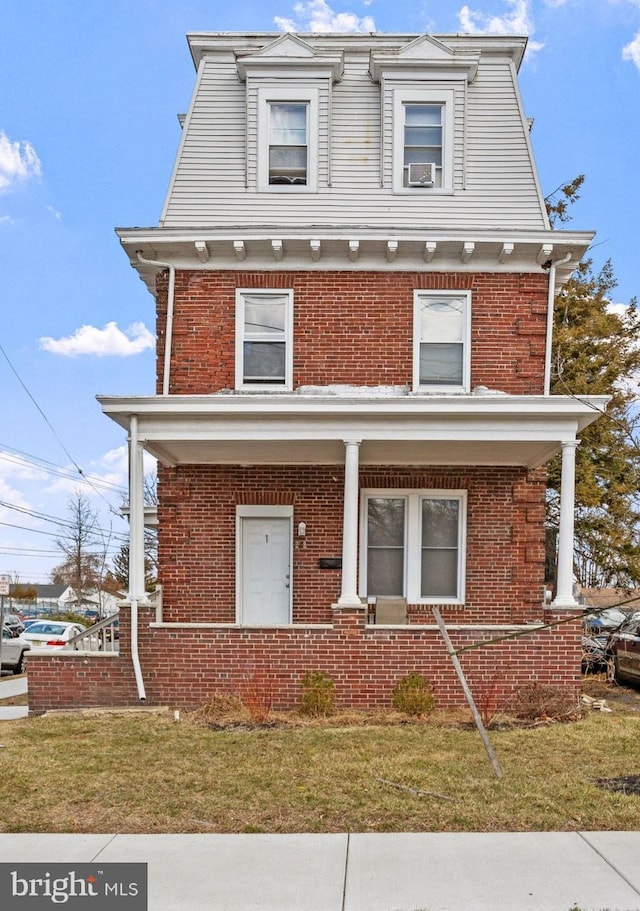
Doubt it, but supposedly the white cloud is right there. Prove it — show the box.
[622,31,640,71]
[39,321,155,358]
[458,0,544,56]
[100,445,156,482]
[274,1,376,33]
[0,131,41,194]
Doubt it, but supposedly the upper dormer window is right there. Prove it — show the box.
[258,88,318,192]
[393,89,454,194]
[403,103,443,189]
[269,102,308,185]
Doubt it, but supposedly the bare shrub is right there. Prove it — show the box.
[470,669,509,727]
[239,672,274,723]
[392,673,436,717]
[300,671,336,717]
[511,682,581,722]
[189,692,244,724]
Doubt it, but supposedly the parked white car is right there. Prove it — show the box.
[20,621,88,651]
[1,626,30,674]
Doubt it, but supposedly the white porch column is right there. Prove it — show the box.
[128,415,147,602]
[552,439,580,608]
[338,439,362,607]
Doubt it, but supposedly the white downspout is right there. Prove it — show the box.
[129,414,147,701]
[137,251,176,396]
[544,253,572,395]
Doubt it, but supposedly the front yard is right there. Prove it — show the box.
[1,678,639,834]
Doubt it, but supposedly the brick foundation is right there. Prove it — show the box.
[27,604,581,714]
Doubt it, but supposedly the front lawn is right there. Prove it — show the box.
[1,688,639,834]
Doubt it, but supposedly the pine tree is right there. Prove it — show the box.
[547,258,640,587]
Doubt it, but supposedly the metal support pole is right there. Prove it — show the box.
[433,607,503,779]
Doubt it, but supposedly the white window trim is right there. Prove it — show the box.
[413,289,471,394]
[258,87,319,192]
[235,288,294,391]
[392,88,454,195]
[359,489,467,605]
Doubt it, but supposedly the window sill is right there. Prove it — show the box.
[393,187,455,196]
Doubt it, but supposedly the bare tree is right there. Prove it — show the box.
[52,491,104,609]
[112,473,158,591]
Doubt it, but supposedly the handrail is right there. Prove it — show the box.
[67,614,120,653]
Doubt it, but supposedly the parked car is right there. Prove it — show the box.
[20,621,89,651]
[607,617,640,685]
[581,634,613,675]
[2,613,25,637]
[583,607,629,635]
[0,627,30,674]
[20,619,44,631]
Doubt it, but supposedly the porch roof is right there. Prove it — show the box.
[98,392,608,470]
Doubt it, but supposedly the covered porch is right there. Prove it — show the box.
[100,390,607,616]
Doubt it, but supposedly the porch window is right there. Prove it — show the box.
[235,289,293,390]
[361,490,466,603]
[414,290,471,393]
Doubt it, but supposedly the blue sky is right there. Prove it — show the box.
[1,0,639,584]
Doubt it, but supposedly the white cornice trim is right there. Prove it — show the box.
[116,227,594,294]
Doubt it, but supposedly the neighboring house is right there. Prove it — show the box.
[29,31,607,713]
[9,584,72,617]
[59,588,123,618]
[7,584,122,619]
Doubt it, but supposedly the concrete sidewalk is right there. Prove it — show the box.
[0,674,28,719]
[1,832,640,910]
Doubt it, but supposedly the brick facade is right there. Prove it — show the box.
[155,270,548,396]
[157,463,547,626]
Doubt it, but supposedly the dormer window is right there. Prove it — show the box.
[393,89,454,194]
[258,88,318,191]
[403,104,443,188]
[269,103,308,185]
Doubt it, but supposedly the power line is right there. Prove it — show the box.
[0,447,127,496]
[0,499,128,542]
[0,343,128,515]
[0,520,126,551]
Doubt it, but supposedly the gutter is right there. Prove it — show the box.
[544,252,572,396]
[136,251,175,396]
[128,414,147,702]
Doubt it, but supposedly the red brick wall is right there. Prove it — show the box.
[157,463,546,626]
[26,605,581,714]
[155,270,548,395]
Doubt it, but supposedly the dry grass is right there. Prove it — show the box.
[1,683,640,835]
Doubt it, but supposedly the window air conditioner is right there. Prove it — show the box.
[408,162,435,187]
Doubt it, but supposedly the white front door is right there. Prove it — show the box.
[240,516,291,624]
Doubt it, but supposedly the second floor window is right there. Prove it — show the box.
[414,291,471,393]
[269,103,308,185]
[236,290,293,390]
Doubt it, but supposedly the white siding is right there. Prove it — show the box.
[161,49,548,231]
